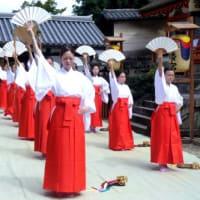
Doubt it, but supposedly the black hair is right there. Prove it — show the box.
[90,60,100,76]
[91,62,100,69]
[45,56,54,62]
[60,46,75,58]
[115,70,127,78]
[164,63,175,74]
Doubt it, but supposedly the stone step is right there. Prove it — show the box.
[142,100,157,109]
[131,122,150,136]
[133,106,154,117]
[132,113,151,126]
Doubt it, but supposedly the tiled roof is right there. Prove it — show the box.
[102,9,141,21]
[0,13,104,48]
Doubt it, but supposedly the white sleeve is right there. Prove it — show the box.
[80,74,96,114]
[84,65,93,82]
[6,68,15,84]
[15,65,27,90]
[0,68,2,79]
[79,73,96,130]
[154,67,168,104]
[176,88,183,106]
[27,59,37,92]
[101,77,110,104]
[175,87,183,125]
[127,85,134,119]
[109,72,119,104]
[35,51,56,101]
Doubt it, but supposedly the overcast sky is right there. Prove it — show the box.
[0,0,78,15]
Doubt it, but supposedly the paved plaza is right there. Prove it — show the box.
[0,110,200,200]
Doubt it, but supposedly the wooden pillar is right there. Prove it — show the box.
[189,29,195,139]
[120,33,123,51]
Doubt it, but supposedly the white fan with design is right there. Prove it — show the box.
[3,41,27,57]
[0,48,5,57]
[76,45,96,56]
[11,6,51,26]
[74,57,83,66]
[146,37,178,53]
[99,49,126,63]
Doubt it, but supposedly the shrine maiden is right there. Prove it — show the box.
[109,63,134,150]
[151,49,184,172]
[0,65,8,109]
[83,57,110,132]
[28,24,95,194]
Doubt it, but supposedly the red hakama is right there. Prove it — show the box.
[12,87,25,122]
[4,82,17,116]
[18,85,36,139]
[0,80,8,109]
[34,91,55,154]
[43,97,85,193]
[109,98,134,150]
[151,102,184,164]
[90,86,102,127]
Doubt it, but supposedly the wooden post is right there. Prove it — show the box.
[119,33,123,51]
[189,29,195,139]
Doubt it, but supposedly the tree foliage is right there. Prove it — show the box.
[73,0,151,30]
[13,0,66,15]
[73,0,151,17]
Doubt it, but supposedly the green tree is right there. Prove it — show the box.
[73,0,151,30]
[13,0,66,15]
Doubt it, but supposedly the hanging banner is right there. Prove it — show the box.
[170,35,191,72]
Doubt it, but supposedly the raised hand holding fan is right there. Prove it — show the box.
[13,25,39,44]
[99,49,125,63]
[99,49,125,70]
[11,6,51,26]
[3,41,27,57]
[74,57,83,66]
[146,37,178,53]
[76,45,96,56]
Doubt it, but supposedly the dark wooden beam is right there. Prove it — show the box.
[189,28,195,139]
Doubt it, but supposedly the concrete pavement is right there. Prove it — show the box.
[0,110,200,200]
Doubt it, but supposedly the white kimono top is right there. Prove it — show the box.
[84,66,110,103]
[109,72,133,119]
[15,60,38,92]
[7,68,15,84]
[154,67,183,125]
[35,51,96,130]
[26,59,37,92]
[15,64,27,90]
[0,67,7,80]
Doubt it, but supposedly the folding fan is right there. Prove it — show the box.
[74,57,83,66]
[13,26,39,44]
[3,41,27,57]
[76,45,96,56]
[146,37,178,53]
[11,6,51,26]
[0,48,5,57]
[99,49,126,63]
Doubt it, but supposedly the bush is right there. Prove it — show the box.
[127,67,156,102]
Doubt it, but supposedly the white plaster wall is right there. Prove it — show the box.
[114,19,166,57]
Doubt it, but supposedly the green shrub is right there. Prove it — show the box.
[127,67,156,101]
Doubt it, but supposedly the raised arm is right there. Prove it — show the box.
[26,23,41,57]
[156,49,165,77]
[108,59,116,79]
[109,60,119,103]
[83,54,93,82]
[5,56,10,68]
[26,43,34,63]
